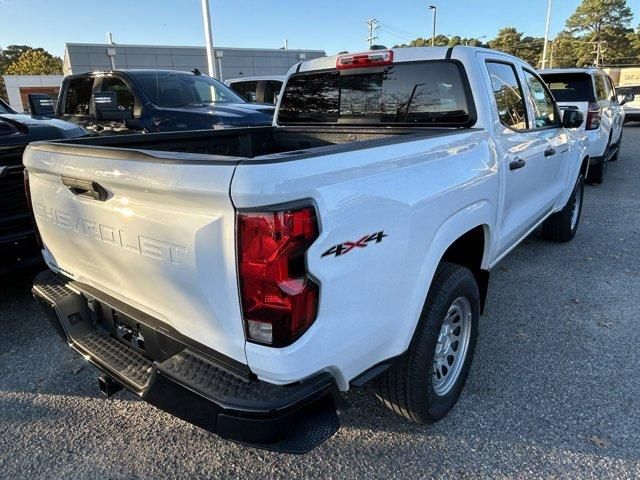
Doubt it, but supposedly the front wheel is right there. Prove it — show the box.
[374,262,479,424]
[541,173,584,242]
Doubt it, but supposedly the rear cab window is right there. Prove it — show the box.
[63,77,94,115]
[541,73,595,103]
[100,76,136,114]
[277,61,474,127]
[229,80,259,102]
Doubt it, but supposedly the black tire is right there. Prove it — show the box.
[586,157,606,184]
[541,173,584,242]
[374,262,479,424]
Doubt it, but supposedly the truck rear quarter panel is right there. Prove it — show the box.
[232,130,498,388]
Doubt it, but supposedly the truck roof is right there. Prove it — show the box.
[295,46,531,74]
[538,68,605,76]
[65,69,200,79]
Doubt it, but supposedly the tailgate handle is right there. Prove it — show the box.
[61,177,109,202]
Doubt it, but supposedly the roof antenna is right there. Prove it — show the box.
[192,68,202,75]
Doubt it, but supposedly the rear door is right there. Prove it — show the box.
[483,58,555,256]
[595,74,616,144]
[58,75,97,129]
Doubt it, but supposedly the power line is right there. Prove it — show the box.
[366,18,380,48]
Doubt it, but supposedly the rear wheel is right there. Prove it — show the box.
[587,157,606,184]
[374,262,479,424]
[541,173,584,242]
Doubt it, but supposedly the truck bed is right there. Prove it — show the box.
[33,126,470,163]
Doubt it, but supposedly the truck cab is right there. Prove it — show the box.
[31,70,274,135]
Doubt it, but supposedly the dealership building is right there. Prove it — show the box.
[62,43,325,79]
[3,42,325,111]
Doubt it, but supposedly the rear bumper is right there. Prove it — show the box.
[32,270,341,453]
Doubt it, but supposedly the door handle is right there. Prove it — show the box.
[61,177,109,201]
[509,158,526,171]
[544,147,556,157]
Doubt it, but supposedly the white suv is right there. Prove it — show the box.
[540,68,628,184]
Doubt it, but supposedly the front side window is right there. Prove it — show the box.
[486,62,528,130]
[523,70,559,128]
[135,72,246,108]
[63,77,94,115]
[278,62,473,126]
[100,77,135,112]
[263,80,283,105]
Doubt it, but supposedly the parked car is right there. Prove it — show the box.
[539,68,631,184]
[26,46,587,453]
[0,98,86,274]
[617,85,640,123]
[29,70,274,135]
[225,75,285,105]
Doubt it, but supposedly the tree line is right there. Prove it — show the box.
[394,0,639,69]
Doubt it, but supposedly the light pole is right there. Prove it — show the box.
[201,0,218,79]
[429,5,437,47]
[541,0,552,69]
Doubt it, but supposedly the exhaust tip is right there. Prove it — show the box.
[98,374,123,397]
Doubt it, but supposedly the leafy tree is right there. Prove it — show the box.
[566,0,634,66]
[0,45,36,72]
[489,27,523,57]
[548,32,581,68]
[5,49,63,75]
[489,28,544,66]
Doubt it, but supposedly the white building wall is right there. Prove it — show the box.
[2,75,64,112]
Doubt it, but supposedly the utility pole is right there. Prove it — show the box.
[366,18,380,48]
[429,5,437,47]
[541,0,552,69]
[201,0,218,79]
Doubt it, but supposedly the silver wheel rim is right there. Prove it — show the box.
[432,296,472,396]
[571,182,582,230]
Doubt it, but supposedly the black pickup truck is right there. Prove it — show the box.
[0,98,86,274]
[29,69,274,135]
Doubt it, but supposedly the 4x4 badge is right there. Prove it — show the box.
[321,231,387,258]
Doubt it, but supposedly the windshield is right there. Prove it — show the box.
[542,73,595,102]
[135,72,246,107]
[278,61,473,126]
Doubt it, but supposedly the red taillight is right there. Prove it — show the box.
[586,102,601,130]
[237,206,320,347]
[336,50,393,70]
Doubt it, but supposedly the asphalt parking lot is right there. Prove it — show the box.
[1,126,639,480]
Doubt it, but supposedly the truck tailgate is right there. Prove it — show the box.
[24,144,247,364]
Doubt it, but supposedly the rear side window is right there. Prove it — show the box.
[100,77,135,112]
[278,61,473,126]
[523,70,559,128]
[63,77,94,115]
[230,80,259,102]
[542,73,594,102]
[595,76,609,101]
[486,62,528,130]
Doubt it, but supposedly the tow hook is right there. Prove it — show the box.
[98,374,123,397]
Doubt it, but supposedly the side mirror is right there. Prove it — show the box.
[562,108,584,129]
[27,93,55,116]
[91,92,132,121]
[617,93,634,106]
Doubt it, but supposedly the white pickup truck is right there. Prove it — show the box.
[26,46,588,453]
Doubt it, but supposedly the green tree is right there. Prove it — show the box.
[565,0,634,66]
[548,32,580,68]
[489,28,544,66]
[5,49,63,75]
[489,27,523,56]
